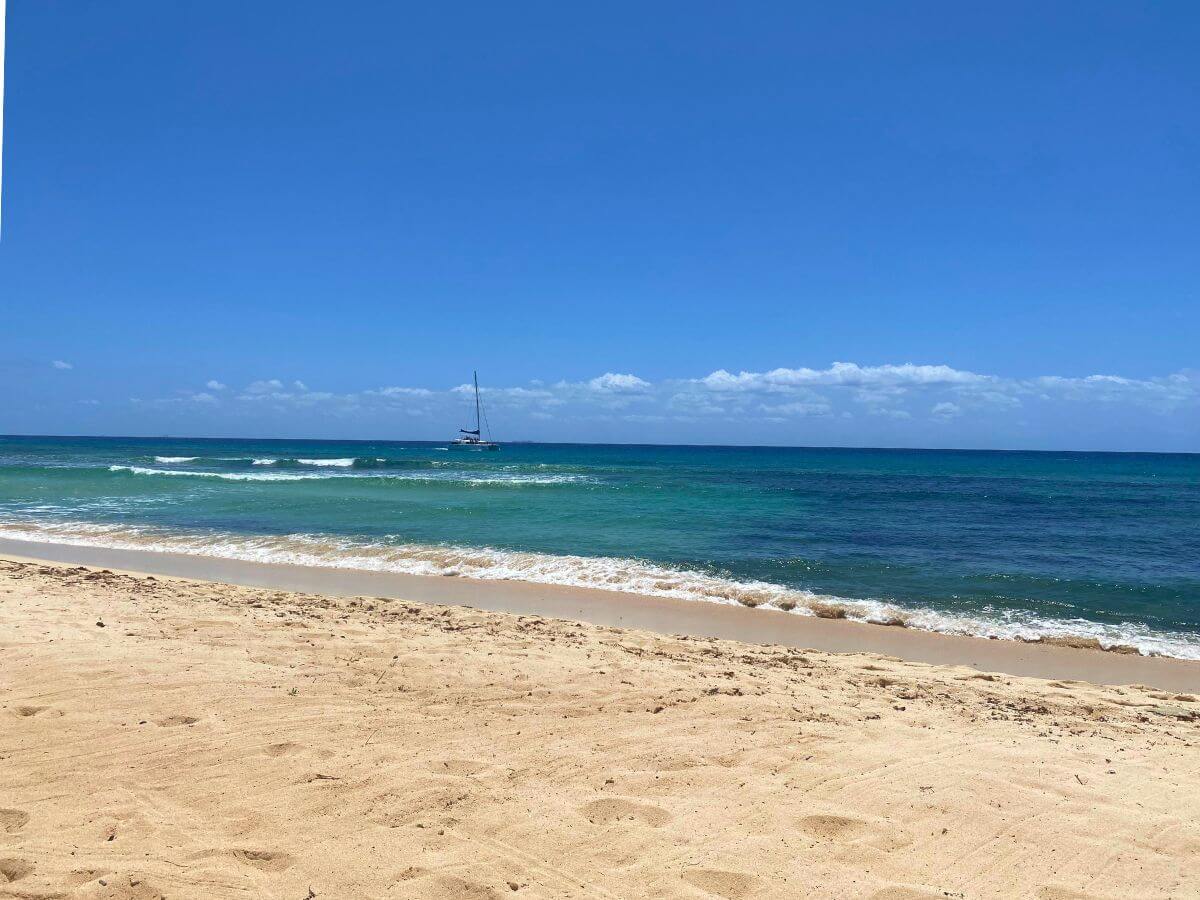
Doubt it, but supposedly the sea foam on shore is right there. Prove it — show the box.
[2,518,1197,660]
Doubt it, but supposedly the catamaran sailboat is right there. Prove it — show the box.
[451,371,500,450]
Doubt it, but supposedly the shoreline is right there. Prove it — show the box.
[3,536,1197,691]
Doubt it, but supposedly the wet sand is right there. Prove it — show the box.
[1,537,1197,691]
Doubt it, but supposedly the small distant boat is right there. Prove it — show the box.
[451,371,500,450]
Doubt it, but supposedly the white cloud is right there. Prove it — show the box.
[700,362,988,392]
[931,401,962,419]
[961,389,1021,410]
[52,360,73,370]
[1029,372,1195,409]
[529,373,655,410]
[455,384,563,407]
[129,363,1199,442]
[693,362,1199,421]
[367,386,434,398]
[141,389,222,408]
[586,372,650,393]
[758,400,833,417]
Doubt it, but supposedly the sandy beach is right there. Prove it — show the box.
[6,1,1199,897]
[4,538,1197,693]
[2,553,1199,899]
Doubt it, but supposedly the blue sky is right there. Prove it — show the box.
[1,2,1197,450]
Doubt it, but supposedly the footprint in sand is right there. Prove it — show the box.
[800,814,866,840]
[0,858,34,884]
[644,753,705,772]
[422,875,502,899]
[262,742,302,757]
[11,705,50,718]
[368,785,472,828]
[683,868,756,899]
[578,798,672,827]
[155,715,200,727]
[74,872,165,899]
[801,814,913,852]
[869,888,947,900]
[0,809,29,833]
[64,868,108,887]
[230,849,293,871]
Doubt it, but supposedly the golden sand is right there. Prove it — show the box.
[1,556,1198,898]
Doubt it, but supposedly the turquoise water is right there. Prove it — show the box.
[1,435,1198,657]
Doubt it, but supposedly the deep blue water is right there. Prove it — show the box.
[1,435,1197,657]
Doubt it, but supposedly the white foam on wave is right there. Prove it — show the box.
[251,458,278,466]
[406,471,594,485]
[106,464,592,486]
[153,456,198,463]
[109,465,326,482]
[297,458,356,467]
[1,518,1197,660]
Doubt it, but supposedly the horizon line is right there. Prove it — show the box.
[2,432,1197,458]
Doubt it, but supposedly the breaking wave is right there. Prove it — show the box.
[1,518,1197,660]
[161,455,464,470]
[106,464,594,486]
[111,465,327,482]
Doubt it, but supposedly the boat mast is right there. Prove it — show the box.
[474,371,482,437]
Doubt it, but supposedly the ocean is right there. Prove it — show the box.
[1,435,1197,658]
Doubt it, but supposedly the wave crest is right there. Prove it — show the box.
[106,464,592,486]
[110,465,325,482]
